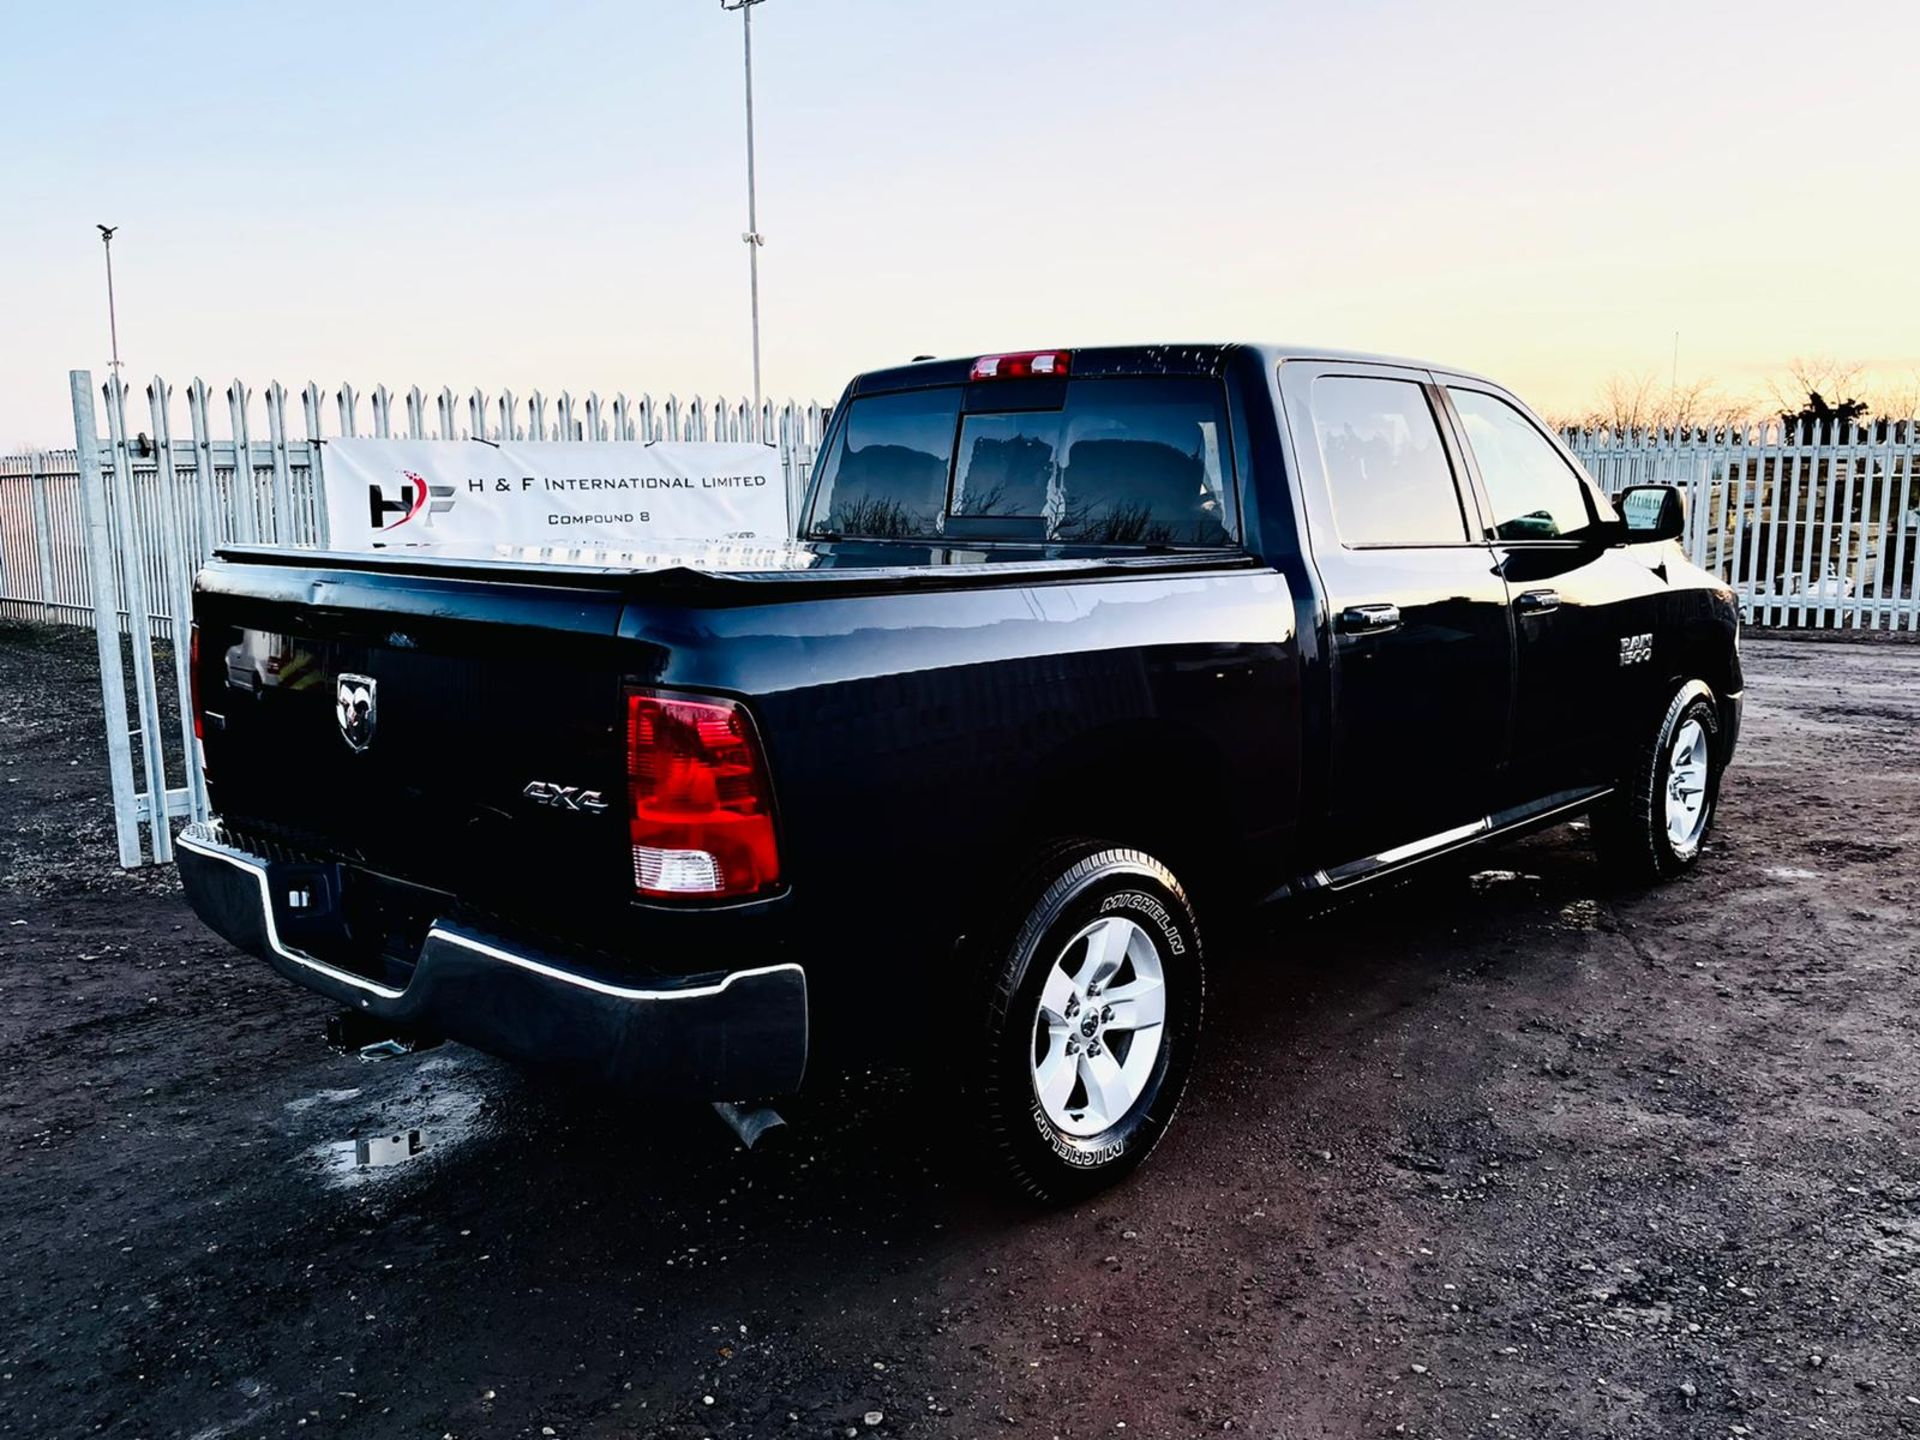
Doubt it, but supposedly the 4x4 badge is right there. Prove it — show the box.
[523,780,610,814]
[335,673,377,752]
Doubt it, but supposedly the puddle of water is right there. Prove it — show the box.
[355,1129,428,1167]
[308,1080,485,1189]
[1763,866,1820,881]
[1470,869,1540,890]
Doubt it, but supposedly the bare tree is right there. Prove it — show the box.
[1867,369,1920,422]
[1560,357,1913,440]
[1665,378,1751,434]
[1764,356,1868,419]
[1567,371,1749,436]
[1588,371,1661,433]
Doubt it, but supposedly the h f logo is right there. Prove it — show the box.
[368,470,456,531]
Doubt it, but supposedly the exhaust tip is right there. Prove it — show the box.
[711,1100,789,1151]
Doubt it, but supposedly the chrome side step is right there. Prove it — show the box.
[1304,786,1612,895]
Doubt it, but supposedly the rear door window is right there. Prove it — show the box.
[1309,376,1471,546]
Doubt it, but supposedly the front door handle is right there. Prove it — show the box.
[1338,603,1402,635]
[1516,588,1561,615]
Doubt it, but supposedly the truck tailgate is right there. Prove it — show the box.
[193,556,637,929]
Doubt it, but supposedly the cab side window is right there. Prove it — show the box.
[1449,388,1595,541]
[1309,376,1470,547]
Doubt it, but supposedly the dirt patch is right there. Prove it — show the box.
[2,625,1918,1438]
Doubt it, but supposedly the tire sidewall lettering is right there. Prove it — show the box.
[1030,1102,1133,1167]
[1100,889,1186,956]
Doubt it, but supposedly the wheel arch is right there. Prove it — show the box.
[1013,717,1248,909]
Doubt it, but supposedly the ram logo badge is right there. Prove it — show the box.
[523,780,610,814]
[1619,633,1652,666]
[334,673,377,752]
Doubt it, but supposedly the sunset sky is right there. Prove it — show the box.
[3,0,1917,448]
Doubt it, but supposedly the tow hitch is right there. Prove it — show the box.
[325,1010,442,1062]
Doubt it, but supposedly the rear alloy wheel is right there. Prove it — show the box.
[1030,915,1169,1137]
[1593,682,1724,882]
[973,844,1203,1203]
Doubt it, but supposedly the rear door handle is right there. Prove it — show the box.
[1516,588,1561,615]
[1338,603,1402,635]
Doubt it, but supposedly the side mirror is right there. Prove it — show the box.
[1616,484,1686,544]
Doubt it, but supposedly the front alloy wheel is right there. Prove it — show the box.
[1663,716,1712,852]
[1593,681,1724,881]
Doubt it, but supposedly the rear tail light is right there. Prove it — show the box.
[970,349,1071,381]
[189,623,204,742]
[625,690,781,901]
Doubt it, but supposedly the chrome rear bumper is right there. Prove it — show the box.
[176,822,807,1097]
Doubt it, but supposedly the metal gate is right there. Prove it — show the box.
[46,369,830,868]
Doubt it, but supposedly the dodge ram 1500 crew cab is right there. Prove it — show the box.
[180,344,1741,1199]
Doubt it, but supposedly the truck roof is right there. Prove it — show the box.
[849,342,1500,394]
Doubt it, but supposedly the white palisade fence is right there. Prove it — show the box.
[0,369,830,867]
[1565,420,1920,630]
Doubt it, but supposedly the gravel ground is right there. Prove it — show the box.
[2,621,1917,1439]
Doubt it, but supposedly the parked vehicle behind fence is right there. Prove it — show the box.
[177,343,1742,1200]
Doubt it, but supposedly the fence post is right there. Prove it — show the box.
[1791,420,1817,628]
[226,383,259,545]
[149,378,208,823]
[29,451,57,623]
[102,374,175,864]
[303,383,331,548]
[1871,425,1897,630]
[186,379,220,558]
[266,383,296,543]
[70,371,143,868]
[1895,421,1917,632]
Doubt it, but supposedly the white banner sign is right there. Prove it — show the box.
[320,439,789,551]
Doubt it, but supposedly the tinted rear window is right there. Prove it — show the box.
[807,376,1234,546]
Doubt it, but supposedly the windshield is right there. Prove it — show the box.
[806,376,1236,546]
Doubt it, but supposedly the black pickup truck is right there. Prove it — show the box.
[181,344,1741,1199]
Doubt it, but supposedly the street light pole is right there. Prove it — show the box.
[96,224,124,381]
[721,0,767,418]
